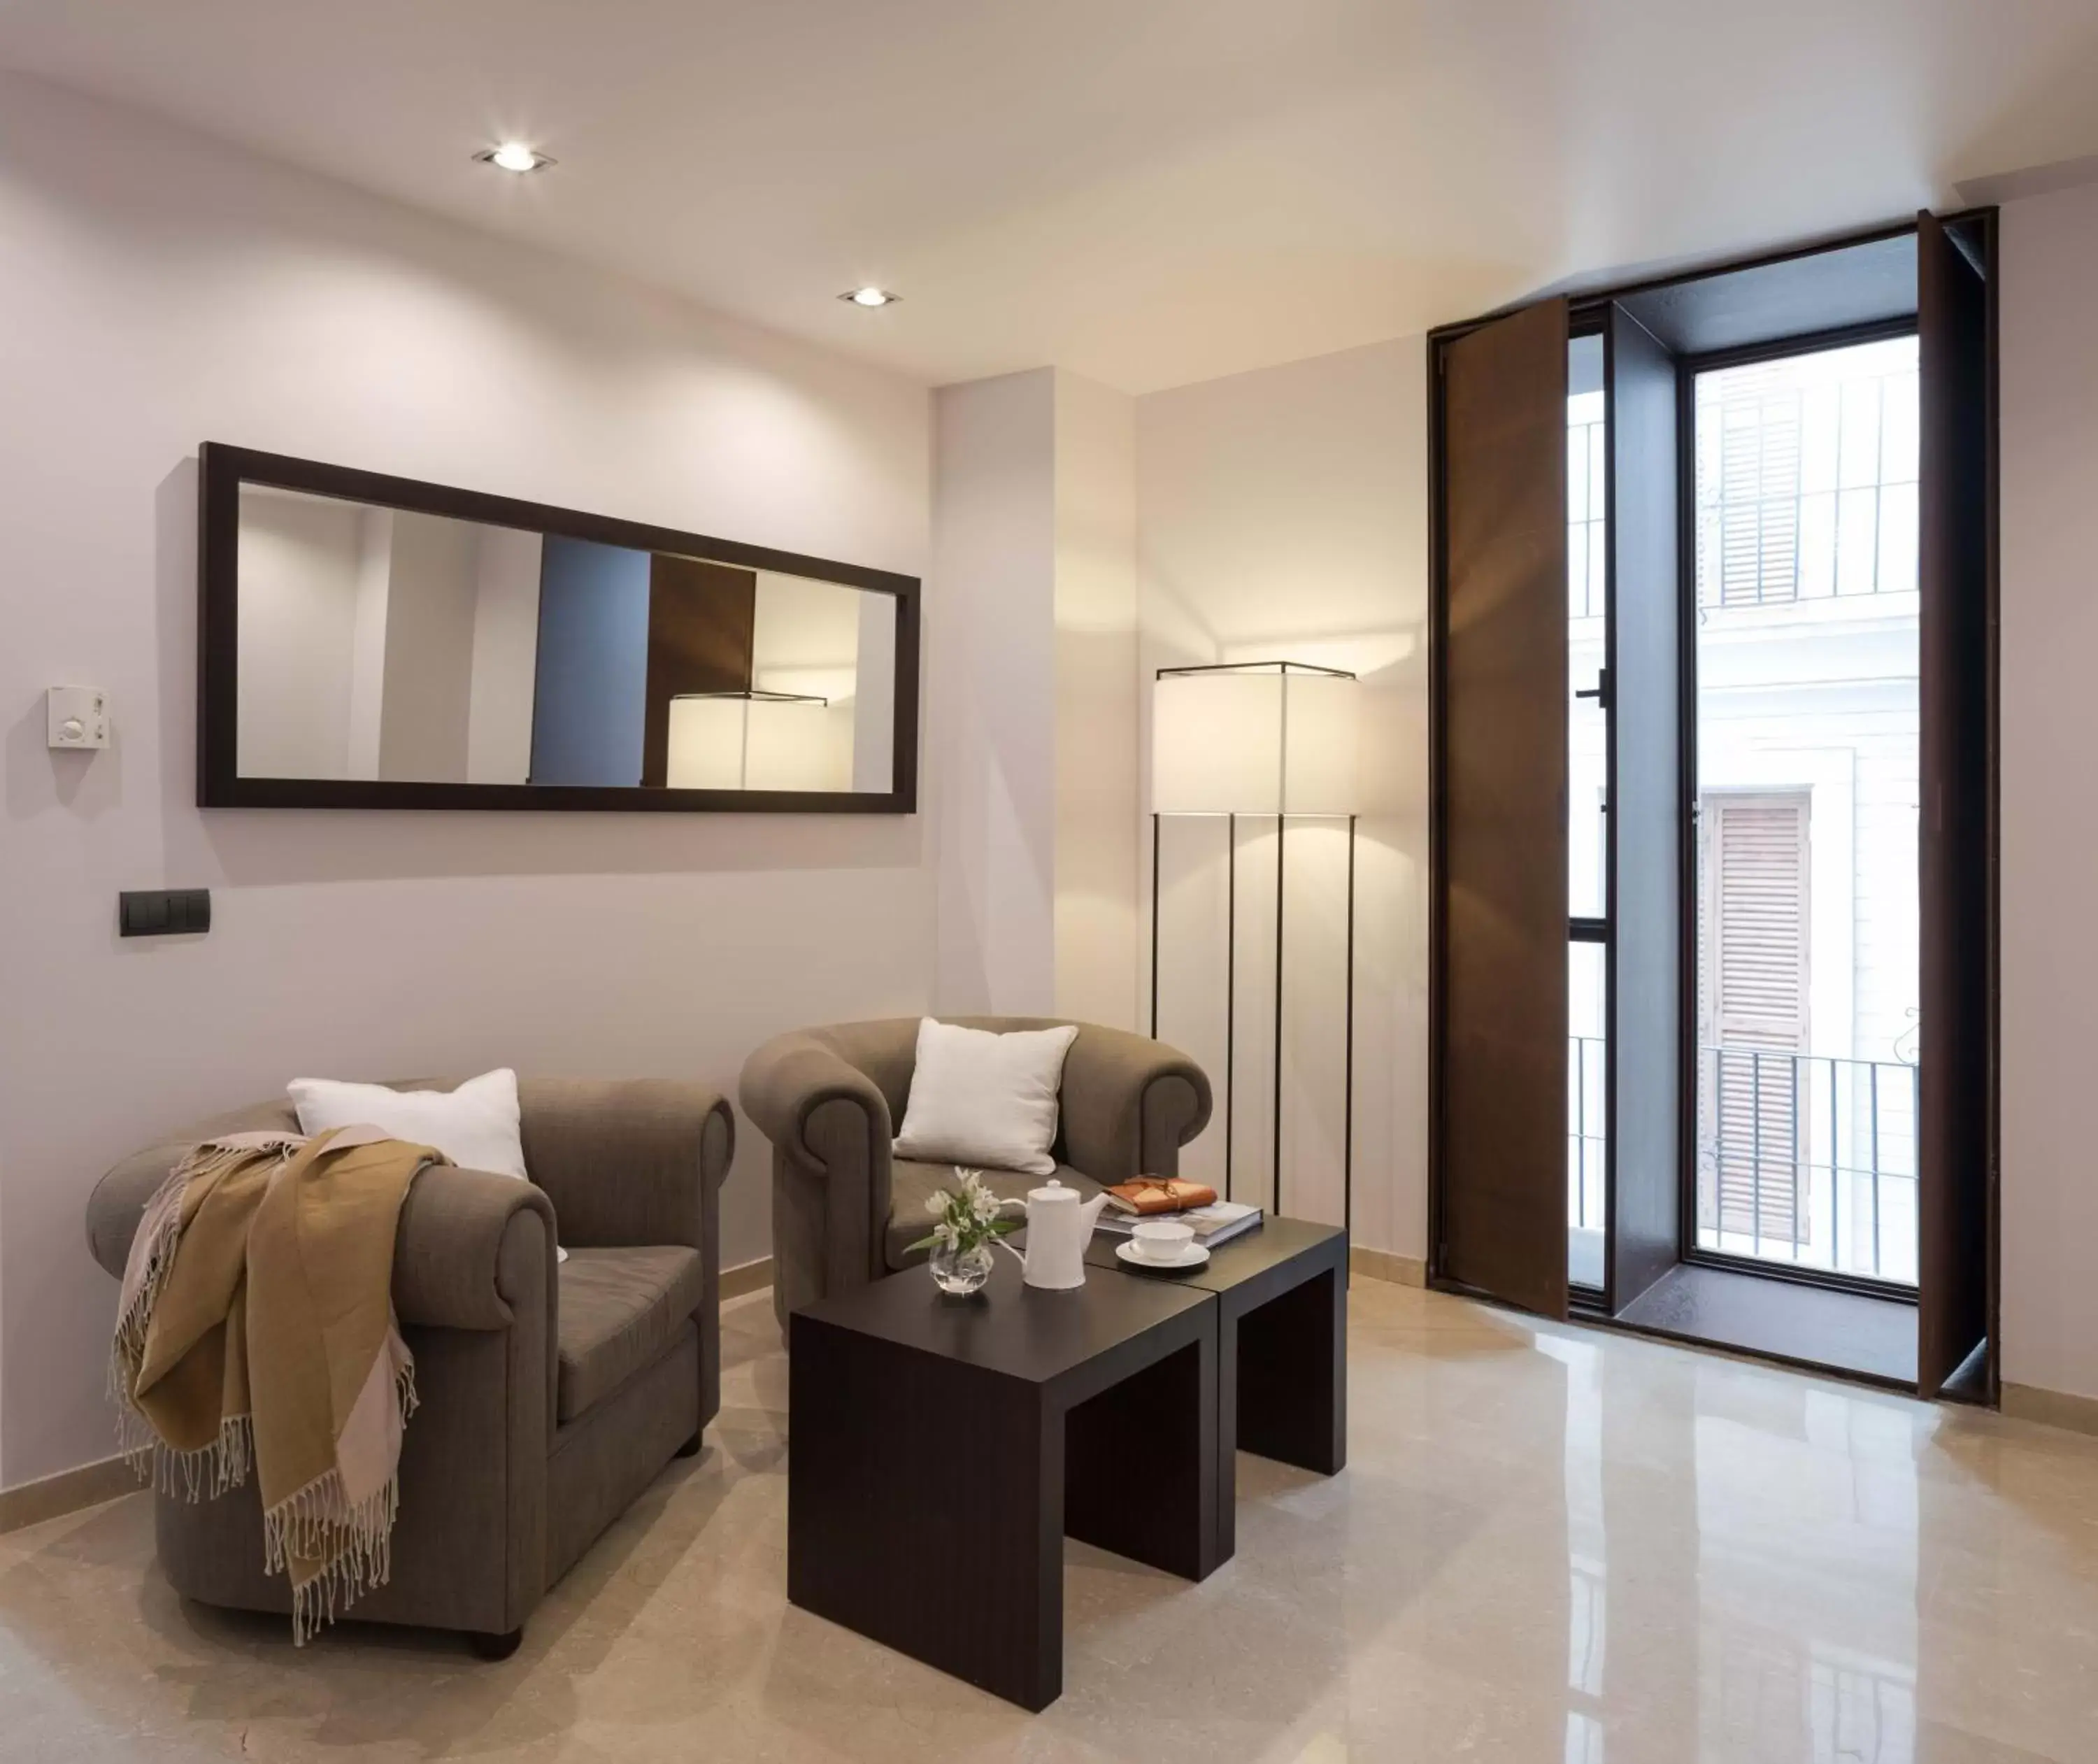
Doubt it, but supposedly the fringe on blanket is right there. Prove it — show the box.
[107,1139,286,1501]
[116,1407,255,1502]
[262,1356,420,1644]
[107,1133,421,1644]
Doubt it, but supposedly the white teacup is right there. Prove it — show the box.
[1131,1220,1195,1262]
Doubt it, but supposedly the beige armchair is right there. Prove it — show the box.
[85,1078,733,1657]
[738,1017,1211,1334]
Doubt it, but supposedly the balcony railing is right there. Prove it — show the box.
[1567,1039,1920,1285]
[1696,1045,1918,1283]
[1568,1035,1607,1233]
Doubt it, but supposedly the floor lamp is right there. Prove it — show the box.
[1148,660,1360,1230]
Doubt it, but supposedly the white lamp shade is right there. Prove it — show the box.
[1150,667,1359,814]
[1152,671,1283,813]
[666,695,747,789]
[744,696,847,790]
[1280,669,1360,815]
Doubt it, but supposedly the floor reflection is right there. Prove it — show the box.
[0,1283,2092,1762]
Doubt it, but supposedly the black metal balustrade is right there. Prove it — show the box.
[1567,1036,1607,1232]
[1567,1039,1920,1283]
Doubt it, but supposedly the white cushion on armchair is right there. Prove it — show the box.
[891,1018,1080,1177]
[288,1068,567,1259]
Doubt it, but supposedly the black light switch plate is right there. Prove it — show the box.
[120,888,211,937]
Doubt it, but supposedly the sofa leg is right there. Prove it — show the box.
[674,1428,704,1458]
[468,1627,523,1662]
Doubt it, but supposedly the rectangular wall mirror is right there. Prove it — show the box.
[199,443,919,811]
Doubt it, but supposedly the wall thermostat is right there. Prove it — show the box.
[46,685,109,750]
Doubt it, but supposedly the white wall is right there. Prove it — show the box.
[465,526,543,785]
[1052,373,1139,1032]
[234,490,362,779]
[0,74,932,1488]
[929,370,1059,1016]
[852,594,897,795]
[2000,178,2098,1406]
[346,508,394,778]
[929,368,1143,1030]
[750,572,862,793]
[1136,339,1429,1258]
[377,511,480,781]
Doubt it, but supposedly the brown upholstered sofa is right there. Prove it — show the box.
[84,1078,733,1657]
[738,1017,1211,1335]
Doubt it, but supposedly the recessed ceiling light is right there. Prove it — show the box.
[840,286,899,308]
[475,142,554,174]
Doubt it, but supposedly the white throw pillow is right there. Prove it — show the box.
[287,1069,566,1260]
[892,1018,1080,1178]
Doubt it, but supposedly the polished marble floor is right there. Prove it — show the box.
[2,1280,2095,1762]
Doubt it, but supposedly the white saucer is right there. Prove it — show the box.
[1115,1238,1210,1272]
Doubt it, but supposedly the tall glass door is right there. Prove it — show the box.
[1689,334,1921,1286]
[1567,333,1609,1293]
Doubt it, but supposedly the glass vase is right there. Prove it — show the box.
[929,1240,994,1295]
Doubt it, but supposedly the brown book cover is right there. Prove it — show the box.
[1103,1176,1219,1216]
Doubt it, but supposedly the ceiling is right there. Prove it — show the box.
[3,0,2096,394]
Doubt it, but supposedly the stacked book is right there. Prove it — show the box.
[1095,1177,1263,1249]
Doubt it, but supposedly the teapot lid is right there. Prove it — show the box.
[1029,1178,1076,1204]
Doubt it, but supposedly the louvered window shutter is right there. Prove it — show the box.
[1699,794,1811,1247]
[1700,372,1803,609]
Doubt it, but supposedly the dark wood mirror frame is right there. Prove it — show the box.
[197,442,921,813]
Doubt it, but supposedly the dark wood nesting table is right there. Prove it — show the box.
[787,1218,1346,1710]
[1088,1216,1348,1559]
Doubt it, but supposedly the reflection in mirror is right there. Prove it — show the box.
[234,485,899,794]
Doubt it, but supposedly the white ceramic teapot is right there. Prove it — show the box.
[1021,1179,1109,1290]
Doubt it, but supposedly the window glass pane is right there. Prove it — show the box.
[1798,491,1838,600]
[1692,334,1919,1286]
[1568,678,1606,917]
[1881,374,1920,485]
[1568,940,1606,1288]
[1799,383,1841,494]
[1878,481,1919,594]
[1567,341,1607,920]
[1567,334,1608,1293]
[1835,487,1879,596]
[1839,379,1883,489]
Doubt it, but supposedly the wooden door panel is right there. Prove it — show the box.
[1436,299,1571,1320]
[1915,211,1994,1398]
[640,555,757,788]
[1605,304,1684,1311]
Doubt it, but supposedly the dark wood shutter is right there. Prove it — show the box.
[639,556,757,787]
[1434,299,1570,1319]
[1916,211,1994,1399]
[1604,304,1683,1310]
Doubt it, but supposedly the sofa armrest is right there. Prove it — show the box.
[1059,1027,1213,1182]
[87,1140,555,1335]
[739,1032,892,1290]
[516,1079,732,1253]
[86,1138,195,1281]
[392,1165,559,1331]
[739,1034,891,1161]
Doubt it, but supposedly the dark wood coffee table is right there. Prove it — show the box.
[1090,1217,1348,1560]
[788,1253,1221,1712]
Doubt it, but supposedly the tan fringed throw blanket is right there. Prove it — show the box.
[110,1125,447,1642]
